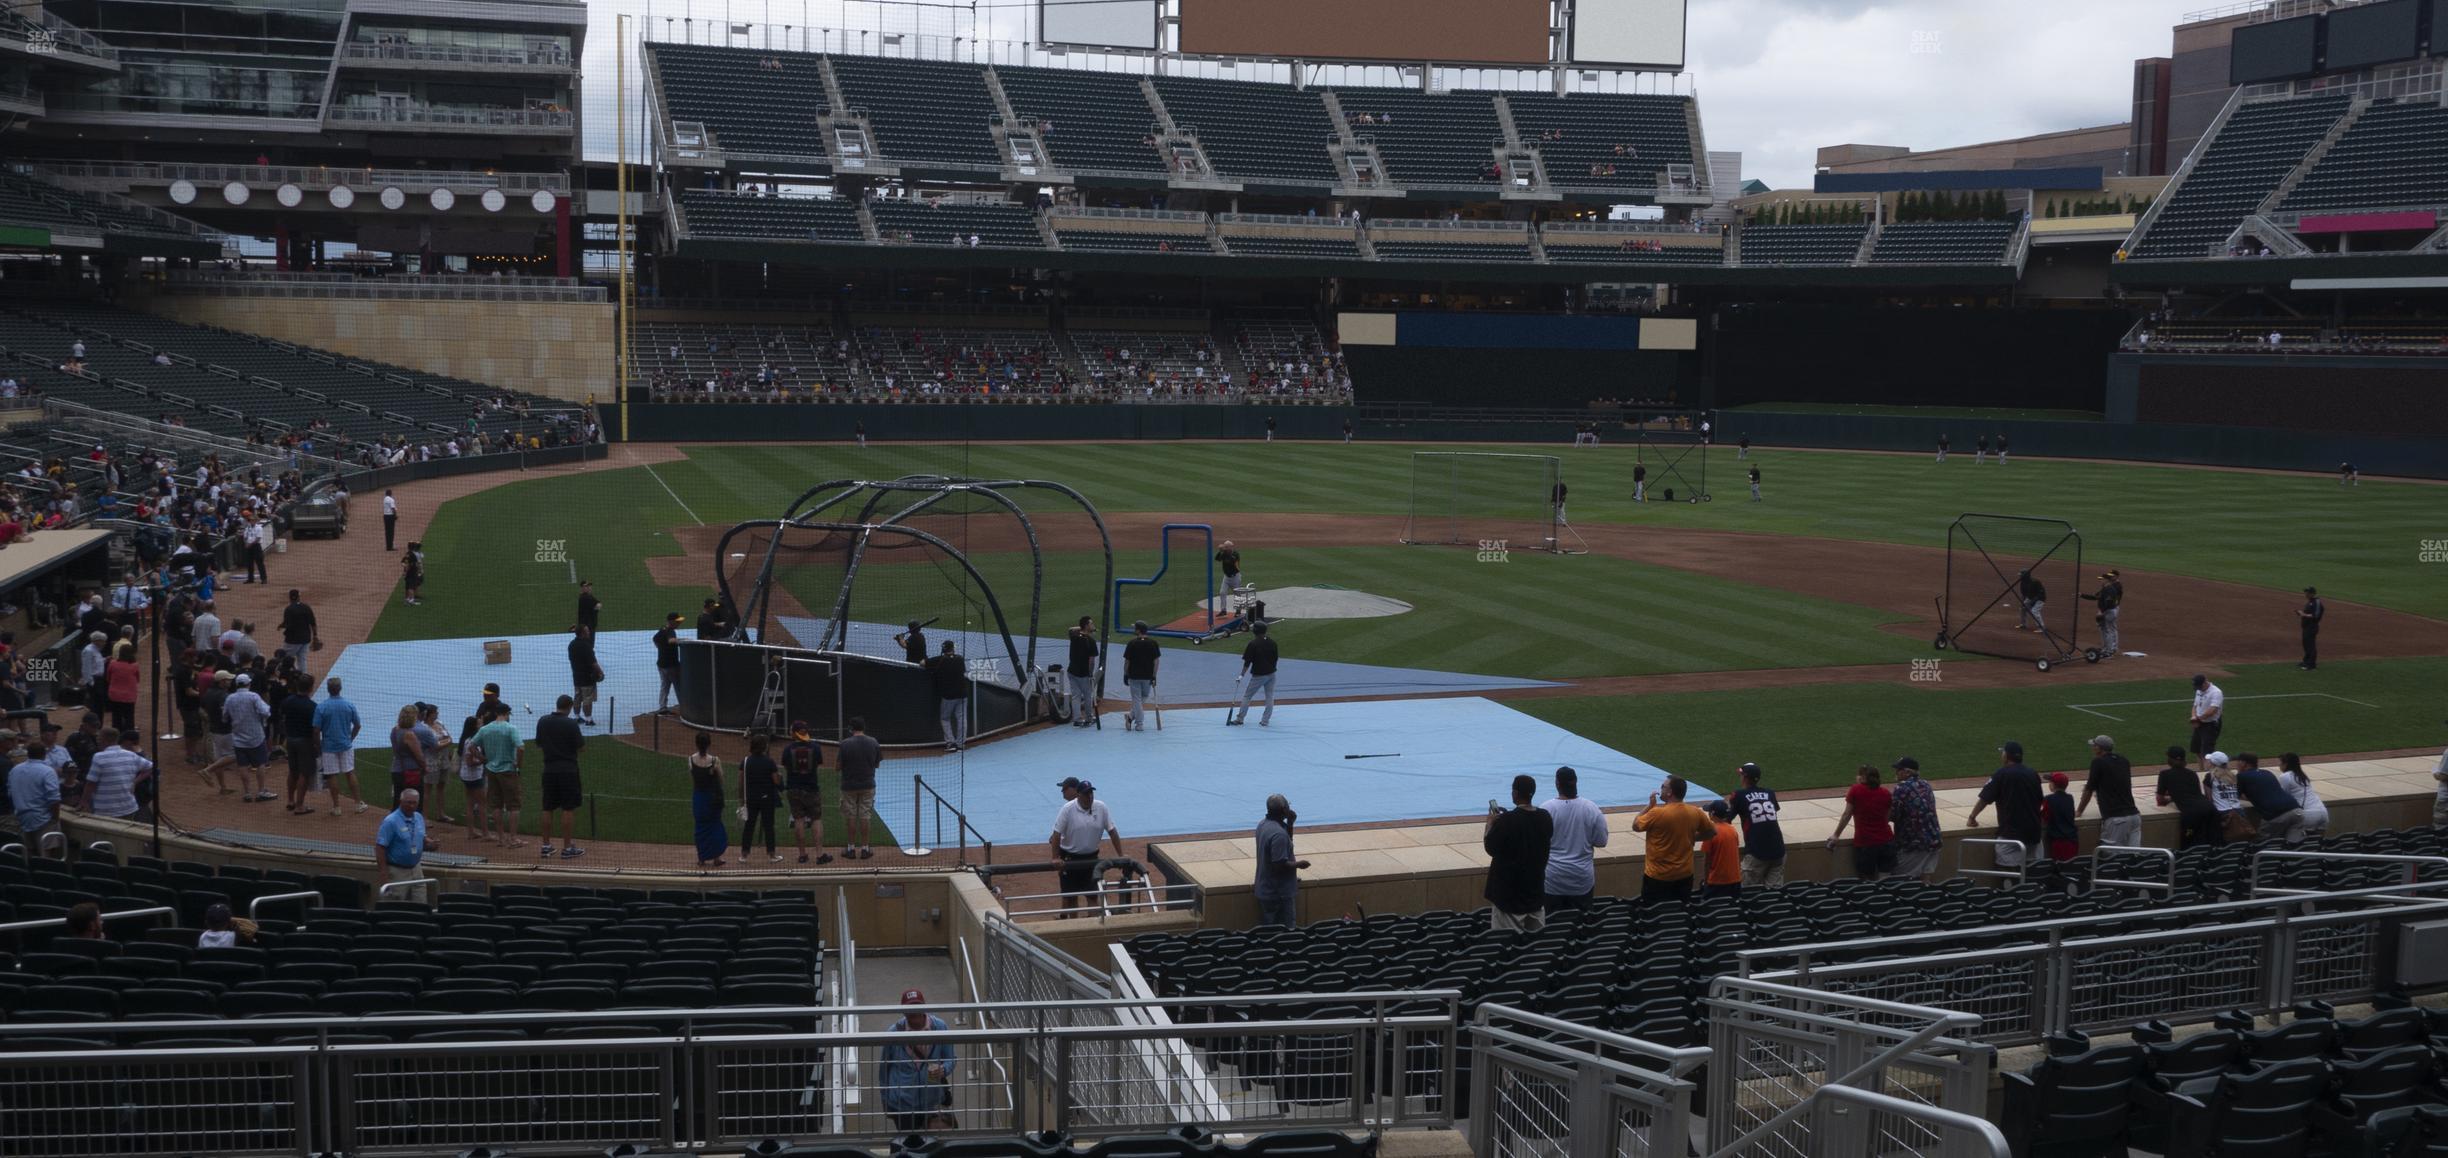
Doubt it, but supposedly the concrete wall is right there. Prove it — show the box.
[137,293,614,403]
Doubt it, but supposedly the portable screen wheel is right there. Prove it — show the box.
[1933,633,1951,650]
[2085,647,2104,664]
[2035,658,2053,672]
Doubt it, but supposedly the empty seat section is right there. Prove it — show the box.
[1866,221,2018,264]
[1738,224,1867,265]
[870,201,1043,249]
[830,55,1001,170]
[677,190,863,242]
[1506,92,1698,192]
[1053,228,1206,254]
[2130,93,2351,258]
[649,43,830,160]
[996,65,1165,176]
[1151,76,1338,187]
[2277,98,2448,215]
[1332,89,1503,188]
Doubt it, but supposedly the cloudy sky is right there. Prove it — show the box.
[575,0,2216,188]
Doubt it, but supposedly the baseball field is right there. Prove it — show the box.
[340,439,2448,846]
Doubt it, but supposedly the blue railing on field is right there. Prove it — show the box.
[1111,521,1217,640]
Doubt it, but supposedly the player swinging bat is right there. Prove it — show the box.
[894,616,941,665]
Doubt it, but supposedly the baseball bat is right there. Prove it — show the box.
[1344,753,1400,760]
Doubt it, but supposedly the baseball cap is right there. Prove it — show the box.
[790,719,810,738]
[907,619,922,630]
[1891,756,1919,772]
[1998,740,2024,759]
[1705,800,1731,820]
[234,674,250,685]
[1736,761,1762,778]
[2048,772,2070,788]
[2304,586,2318,595]
[2205,751,2231,767]
[483,682,502,696]
[901,988,926,1005]
[666,611,684,623]
[1132,620,1149,633]
[1057,776,1083,790]
[38,720,59,733]
[1074,779,1096,793]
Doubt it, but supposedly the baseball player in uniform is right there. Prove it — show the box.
[2081,569,2123,656]
[1633,464,1647,503]
[2340,461,2359,486]
[1936,434,1949,463]
[1747,465,1762,502]
[2016,570,2046,632]
[1995,433,2009,465]
[1552,480,1568,524]
[2298,587,2324,670]
[1737,435,1750,461]
[1974,434,1989,464]
[1216,540,1244,597]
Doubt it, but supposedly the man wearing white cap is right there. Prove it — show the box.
[2203,751,2244,840]
[881,989,954,1133]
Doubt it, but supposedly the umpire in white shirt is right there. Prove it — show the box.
[1049,778,1123,916]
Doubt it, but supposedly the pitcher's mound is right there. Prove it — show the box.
[1206,586,1413,620]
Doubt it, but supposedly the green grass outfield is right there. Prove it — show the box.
[354,441,2448,833]
[1727,402,2106,422]
[1514,655,2448,794]
[379,441,2448,646]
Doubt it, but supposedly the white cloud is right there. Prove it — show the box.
[578,0,2211,187]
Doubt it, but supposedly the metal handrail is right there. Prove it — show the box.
[1808,1086,2012,1158]
[1737,876,2448,974]
[327,104,574,129]
[341,41,572,68]
[29,159,570,194]
[911,771,993,864]
[247,891,324,921]
[1476,1002,1712,1076]
[1951,836,2029,882]
[2090,844,2177,895]
[376,877,436,900]
[0,905,171,933]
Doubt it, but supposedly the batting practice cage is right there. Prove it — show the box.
[1937,513,2095,671]
[1400,451,1588,554]
[680,475,1114,749]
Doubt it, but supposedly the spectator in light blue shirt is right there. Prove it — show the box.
[8,744,61,839]
[373,788,428,902]
[313,679,367,815]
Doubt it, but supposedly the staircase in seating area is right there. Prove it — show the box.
[2259,95,2371,216]
[1491,94,1525,149]
[1852,222,1880,266]
[981,67,1050,176]
[1140,77,1178,134]
[817,57,850,114]
[1036,211,1062,250]
[1319,90,1356,145]
[854,201,880,242]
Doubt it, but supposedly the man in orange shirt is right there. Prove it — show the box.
[1631,776,1712,903]
[1701,801,1744,900]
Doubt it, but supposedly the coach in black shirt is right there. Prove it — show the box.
[1122,622,1161,732]
[696,597,733,641]
[1968,740,2043,867]
[925,641,969,751]
[535,695,586,859]
[1065,617,1099,728]
[576,580,601,632]
[896,619,928,665]
[1230,622,1280,727]
[1483,773,1553,932]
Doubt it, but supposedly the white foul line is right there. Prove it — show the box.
[2065,692,2383,722]
[628,449,704,526]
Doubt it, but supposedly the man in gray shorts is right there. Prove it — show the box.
[2077,735,2142,847]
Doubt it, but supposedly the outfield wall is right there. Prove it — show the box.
[1733,410,2448,479]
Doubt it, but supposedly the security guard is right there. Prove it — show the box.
[2081,570,2124,657]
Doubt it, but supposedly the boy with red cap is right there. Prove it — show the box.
[2043,772,2080,861]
